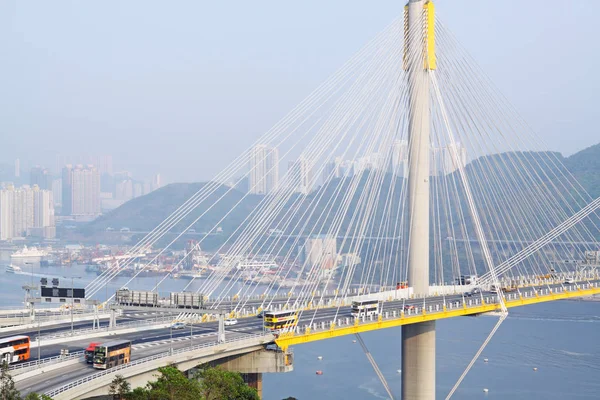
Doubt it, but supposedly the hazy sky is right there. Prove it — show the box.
[1,0,597,182]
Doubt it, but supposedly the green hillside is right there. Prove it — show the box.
[84,182,262,236]
[84,144,600,246]
[565,143,600,199]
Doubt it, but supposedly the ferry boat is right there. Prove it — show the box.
[10,246,48,260]
[174,271,205,280]
[5,264,22,273]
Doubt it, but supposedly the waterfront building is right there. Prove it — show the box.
[62,164,101,218]
[287,157,313,195]
[248,145,279,195]
[0,185,55,240]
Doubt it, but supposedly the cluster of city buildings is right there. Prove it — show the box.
[1,156,162,240]
[0,184,55,240]
[244,140,468,196]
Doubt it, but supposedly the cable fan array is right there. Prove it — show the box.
[83,14,599,327]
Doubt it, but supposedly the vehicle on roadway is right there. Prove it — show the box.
[403,305,415,312]
[351,299,381,317]
[257,310,269,318]
[0,335,30,364]
[490,283,517,294]
[456,274,478,285]
[565,277,576,284]
[171,322,186,330]
[85,342,101,363]
[93,340,132,370]
[263,310,298,332]
[224,318,238,326]
[464,287,481,297]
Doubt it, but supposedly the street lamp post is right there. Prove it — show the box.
[71,277,74,335]
[170,324,173,355]
[37,317,41,362]
[63,275,81,336]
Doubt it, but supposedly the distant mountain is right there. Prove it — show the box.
[83,144,600,247]
[564,143,600,199]
[83,182,262,236]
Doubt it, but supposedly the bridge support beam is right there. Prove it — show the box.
[403,0,435,399]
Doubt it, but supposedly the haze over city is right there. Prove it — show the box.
[1,0,598,182]
[1,2,600,400]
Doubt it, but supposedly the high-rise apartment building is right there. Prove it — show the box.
[304,234,338,270]
[51,179,62,208]
[30,166,53,190]
[115,179,134,202]
[391,139,409,177]
[62,165,101,217]
[96,155,113,176]
[0,185,55,240]
[152,174,161,191]
[61,166,73,215]
[443,142,467,174]
[430,142,467,176]
[323,157,343,183]
[12,187,34,237]
[287,157,313,195]
[248,145,279,195]
[0,189,13,240]
[57,155,113,176]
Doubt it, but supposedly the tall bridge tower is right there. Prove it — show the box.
[403,0,436,399]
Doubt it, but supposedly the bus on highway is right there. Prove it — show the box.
[351,299,380,317]
[93,340,132,370]
[85,342,101,364]
[264,310,298,332]
[0,335,30,364]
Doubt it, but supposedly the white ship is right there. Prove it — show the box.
[174,271,205,280]
[10,246,48,260]
[5,264,22,273]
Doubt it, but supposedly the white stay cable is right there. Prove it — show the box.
[430,49,510,400]
[355,333,395,400]
[445,312,507,400]
[480,196,600,283]
[430,69,506,313]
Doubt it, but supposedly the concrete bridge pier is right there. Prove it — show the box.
[207,349,294,399]
[403,0,436,399]
[402,322,436,399]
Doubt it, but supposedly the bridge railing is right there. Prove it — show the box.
[37,315,175,341]
[287,280,600,337]
[0,309,103,325]
[44,333,273,398]
[9,351,85,374]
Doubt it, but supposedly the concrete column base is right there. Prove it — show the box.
[402,321,436,400]
[241,373,262,399]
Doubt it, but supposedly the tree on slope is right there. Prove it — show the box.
[109,375,131,400]
[0,362,20,400]
[196,367,259,400]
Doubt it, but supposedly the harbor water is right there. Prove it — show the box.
[1,251,599,399]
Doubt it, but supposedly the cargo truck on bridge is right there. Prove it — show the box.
[490,282,518,293]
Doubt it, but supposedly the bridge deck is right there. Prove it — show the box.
[275,284,600,349]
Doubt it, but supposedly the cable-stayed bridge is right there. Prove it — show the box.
[3,1,600,399]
